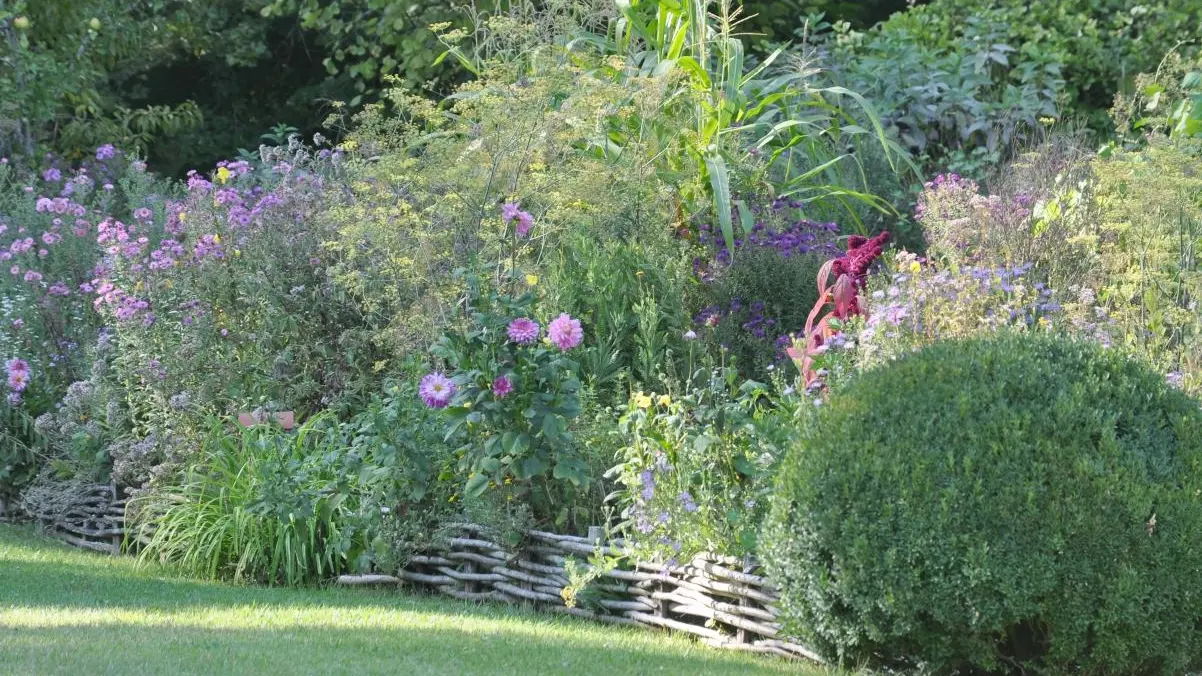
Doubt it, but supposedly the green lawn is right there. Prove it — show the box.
[0,525,831,675]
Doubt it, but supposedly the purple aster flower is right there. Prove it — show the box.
[884,304,909,326]
[492,375,513,398]
[42,168,62,182]
[507,317,540,344]
[679,491,698,513]
[419,372,455,409]
[547,313,583,351]
[640,469,655,501]
[95,144,116,161]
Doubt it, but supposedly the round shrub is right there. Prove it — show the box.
[762,333,1202,674]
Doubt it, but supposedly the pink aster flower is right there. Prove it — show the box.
[492,375,513,399]
[501,202,521,222]
[548,313,583,351]
[7,358,29,375]
[6,358,30,394]
[7,370,28,392]
[515,211,534,237]
[419,372,455,409]
[507,317,540,345]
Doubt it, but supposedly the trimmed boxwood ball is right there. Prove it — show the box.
[762,333,1202,675]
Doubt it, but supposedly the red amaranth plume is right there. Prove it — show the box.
[829,231,889,318]
[786,231,890,389]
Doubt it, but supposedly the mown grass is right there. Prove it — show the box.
[0,525,835,675]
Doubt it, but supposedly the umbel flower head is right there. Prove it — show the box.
[419,372,455,409]
[548,313,583,351]
[507,317,540,345]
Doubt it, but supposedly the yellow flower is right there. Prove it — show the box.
[338,139,359,151]
[178,211,187,222]
[212,233,221,244]
[632,392,652,409]
[233,249,241,257]
[215,167,232,184]
[636,270,645,279]
[910,260,921,274]
[525,274,539,287]
[657,394,672,407]
[1038,316,1051,329]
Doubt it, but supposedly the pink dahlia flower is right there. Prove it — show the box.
[548,313,583,351]
[492,375,513,398]
[507,318,540,345]
[419,372,455,409]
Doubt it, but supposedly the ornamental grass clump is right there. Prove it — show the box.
[763,332,1202,675]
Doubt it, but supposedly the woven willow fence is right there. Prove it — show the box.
[17,482,127,555]
[9,486,819,662]
[338,524,821,663]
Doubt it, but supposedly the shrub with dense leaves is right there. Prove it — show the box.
[763,333,1202,674]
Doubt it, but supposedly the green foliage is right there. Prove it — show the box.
[256,0,486,96]
[0,405,38,499]
[573,0,903,250]
[545,228,692,394]
[0,0,279,161]
[1089,138,1202,392]
[131,415,368,585]
[763,333,1202,673]
[1113,49,1202,141]
[612,371,796,559]
[433,282,592,512]
[824,9,1065,176]
[846,0,1201,142]
[325,42,680,355]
